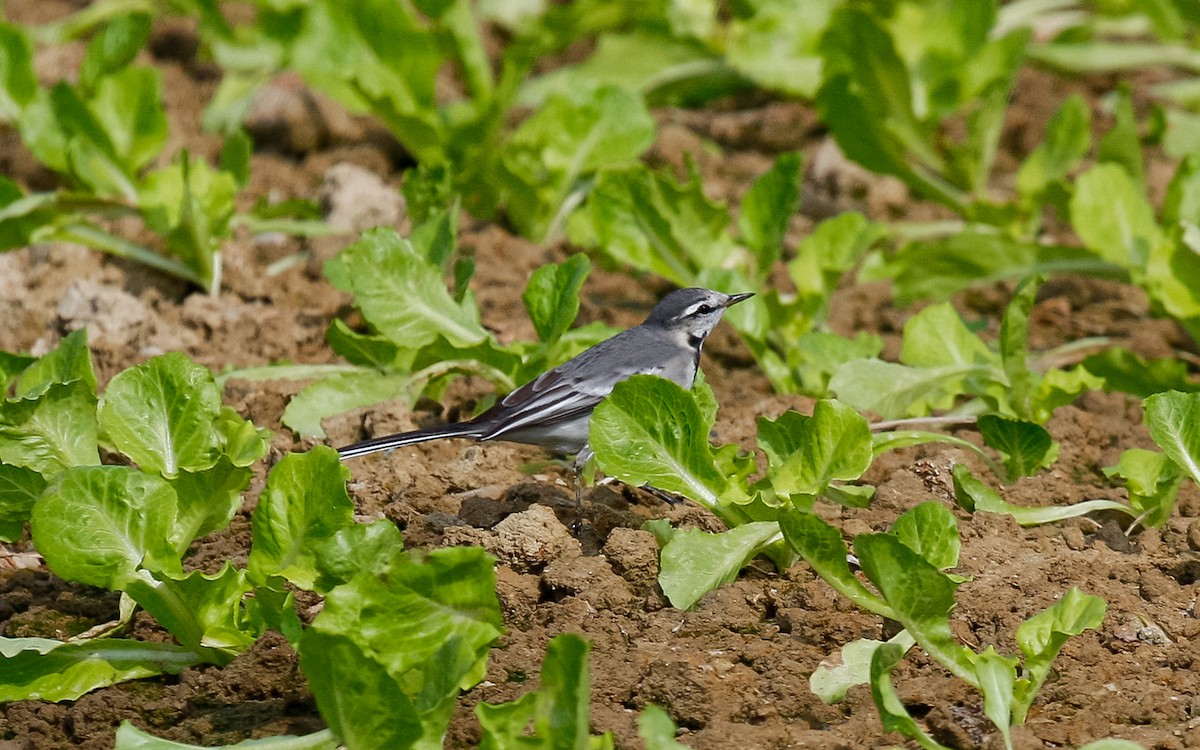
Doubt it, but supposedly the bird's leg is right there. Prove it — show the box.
[571,447,595,533]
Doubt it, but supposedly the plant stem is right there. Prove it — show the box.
[54,222,204,287]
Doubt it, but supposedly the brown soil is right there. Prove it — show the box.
[2,4,1200,750]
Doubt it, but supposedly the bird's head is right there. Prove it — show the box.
[644,287,754,341]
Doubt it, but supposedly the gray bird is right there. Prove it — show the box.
[338,287,752,507]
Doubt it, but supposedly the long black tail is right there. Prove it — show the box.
[337,422,482,460]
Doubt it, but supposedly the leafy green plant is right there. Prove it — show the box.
[816,0,1029,220]
[1,336,509,747]
[1103,390,1200,530]
[224,209,619,438]
[0,331,272,692]
[591,373,896,609]
[0,17,324,294]
[782,502,1107,750]
[830,277,1101,424]
[99,0,657,243]
[571,152,885,393]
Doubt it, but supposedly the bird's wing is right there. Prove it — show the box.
[474,332,667,441]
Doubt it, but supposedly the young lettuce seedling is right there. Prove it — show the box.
[782,502,1107,750]
[226,208,620,439]
[0,335,273,696]
[0,18,325,294]
[573,152,885,394]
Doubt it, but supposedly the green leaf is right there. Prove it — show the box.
[809,629,916,704]
[1016,94,1090,201]
[1097,85,1144,187]
[1147,225,1200,323]
[1070,163,1164,267]
[638,704,688,750]
[0,637,202,703]
[115,723,337,750]
[89,66,168,175]
[338,227,489,349]
[98,353,222,478]
[952,463,1132,526]
[580,163,735,287]
[974,647,1018,747]
[1163,153,1200,226]
[591,375,729,512]
[977,415,1059,481]
[79,14,151,92]
[522,254,590,343]
[15,328,96,398]
[789,332,884,397]
[166,457,253,549]
[779,510,893,618]
[0,462,44,541]
[1144,391,1200,486]
[282,370,414,438]
[901,303,994,369]
[756,410,809,475]
[855,533,977,686]
[0,380,100,474]
[534,634,594,749]
[139,154,236,291]
[478,633,616,750]
[738,152,802,272]
[214,406,271,468]
[1012,588,1106,723]
[219,128,252,187]
[869,642,953,750]
[1082,347,1200,399]
[125,564,259,663]
[297,630,423,750]
[312,546,502,743]
[501,84,656,241]
[829,359,983,419]
[326,319,405,369]
[0,347,35,392]
[882,233,1120,307]
[1103,448,1185,529]
[889,501,960,571]
[0,22,36,120]
[31,466,181,589]
[725,1,831,99]
[768,400,872,496]
[998,276,1038,420]
[657,522,782,610]
[312,520,406,594]
[247,447,354,590]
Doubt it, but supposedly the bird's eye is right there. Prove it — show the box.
[696,304,714,315]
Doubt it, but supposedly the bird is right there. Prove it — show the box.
[337,287,753,514]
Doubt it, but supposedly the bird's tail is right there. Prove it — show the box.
[337,422,483,460]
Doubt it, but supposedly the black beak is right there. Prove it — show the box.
[725,292,754,307]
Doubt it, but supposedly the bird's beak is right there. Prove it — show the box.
[724,292,754,307]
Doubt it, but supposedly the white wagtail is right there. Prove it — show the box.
[338,287,752,509]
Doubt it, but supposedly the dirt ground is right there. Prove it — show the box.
[2,5,1200,750]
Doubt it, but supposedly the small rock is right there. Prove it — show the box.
[602,527,660,590]
[1187,520,1200,552]
[56,279,148,345]
[486,505,580,572]
[320,162,404,233]
[244,72,325,154]
[542,554,634,611]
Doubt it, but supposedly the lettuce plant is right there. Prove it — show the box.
[0,18,324,294]
[783,503,1107,750]
[572,152,885,393]
[226,209,619,438]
